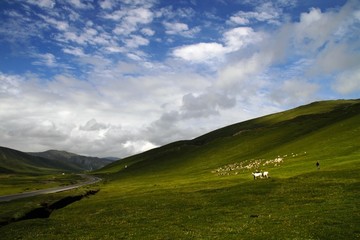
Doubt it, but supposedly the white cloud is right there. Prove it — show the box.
[58,31,83,45]
[223,27,262,51]
[26,0,55,8]
[228,2,282,25]
[157,6,196,20]
[270,79,319,105]
[107,7,154,36]
[164,22,188,34]
[294,8,326,50]
[99,0,116,9]
[56,26,113,48]
[0,10,45,42]
[172,27,261,63]
[120,0,157,7]
[63,47,86,56]
[113,25,133,35]
[173,42,226,62]
[67,0,93,9]
[141,28,155,36]
[229,15,250,25]
[80,119,109,131]
[309,42,360,76]
[181,92,236,118]
[105,46,126,53]
[103,9,126,21]
[126,53,143,61]
[124,35,149,48]
[292,5,356,53]
[143,111,189,146]
[332,69,360,94]
[163,21,200,37]
[122,140,157,154]
[32,53,57,67]
[289,1,360,96]
[39,15,69,31]
[216,50,273,92]
[0,73,22,96]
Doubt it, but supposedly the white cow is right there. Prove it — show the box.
[262,171,269,178]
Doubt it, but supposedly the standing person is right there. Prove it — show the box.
[316,161,320,170]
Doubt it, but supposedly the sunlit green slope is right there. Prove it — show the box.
[98,99,360,180]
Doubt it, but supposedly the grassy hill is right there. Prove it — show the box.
[0,147,78,174]
[0,148,112,195]
[28,150,113,171]
[0,147,114,175]
[0,147,85,195]
[98,99,360,180]
[1,99,359,239]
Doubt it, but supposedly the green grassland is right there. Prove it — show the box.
[0,146,91,196]
[0,185,100,229]
[0,173,83,195]
[0,99,359,239]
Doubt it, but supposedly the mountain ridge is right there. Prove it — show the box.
[0,146,77,174]
[0,147,113,174]
[28,150,113,171]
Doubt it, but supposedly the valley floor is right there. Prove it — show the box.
[0,174,101,202]
[1,168,359,239]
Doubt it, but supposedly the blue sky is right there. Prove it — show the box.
[0,0,359,157]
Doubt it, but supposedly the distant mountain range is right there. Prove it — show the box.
[28,150,115,171]
[0,147,115,174]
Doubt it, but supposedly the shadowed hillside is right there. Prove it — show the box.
[28,150,113,171]
[0,148,113,175]
[0,147,77,174]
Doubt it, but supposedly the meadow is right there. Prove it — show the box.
[0,100,359,239]
[0,173,82,195]
[1,167,358,239]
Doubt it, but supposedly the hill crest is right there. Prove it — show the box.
[0,146,77,174]
[28,150,113,171]
[0,147,113,174]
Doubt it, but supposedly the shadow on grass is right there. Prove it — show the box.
[0,189,99,228]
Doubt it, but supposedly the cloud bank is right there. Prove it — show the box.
[0,0,359,157]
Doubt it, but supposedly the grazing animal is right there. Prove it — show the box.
[252,172,262,179]
[262,171,269,178]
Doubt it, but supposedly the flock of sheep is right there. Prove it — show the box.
[212,156,284,176]
[212,152,307,178]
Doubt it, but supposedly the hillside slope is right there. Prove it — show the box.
[0,147,77,174]
[98,99,360,180]
[28,150,113,171]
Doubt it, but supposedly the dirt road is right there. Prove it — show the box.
[0,175,101,202]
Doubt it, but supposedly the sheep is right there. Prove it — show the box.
[262,171,269,178]
[252,172,262,179]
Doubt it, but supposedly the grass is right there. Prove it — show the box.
[0,185,99,226]
[0,173,83,195]
[0,99,359,239]
[1,170,358,239]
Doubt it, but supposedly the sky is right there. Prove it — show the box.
[0,0,359,158]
